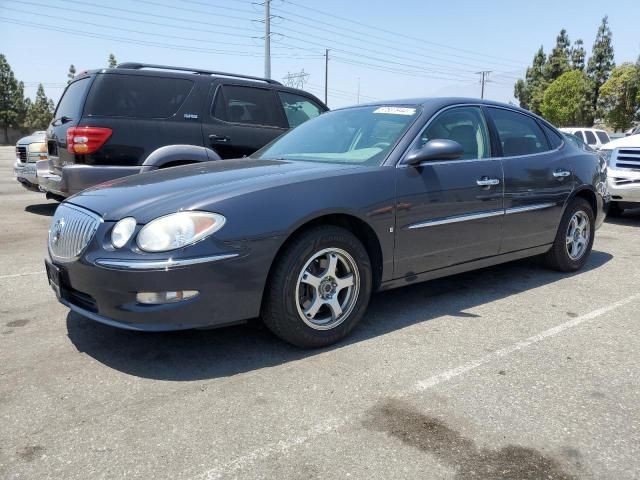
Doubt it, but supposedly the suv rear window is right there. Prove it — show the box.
[84,74,194,118]
[595,131,610,144]
[54,77,91,120]
[584,130,597,145]
[212,85,282,127]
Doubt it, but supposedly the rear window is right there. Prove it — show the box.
[84,74,194,118]
[584,130,597,145]
[595,131,610,144]
[54,77,91,120]
[487,107,549,156]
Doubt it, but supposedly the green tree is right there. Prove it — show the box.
[108,53,117,68]
[514,46,548,114]
[67,64,76,84]
[570,39,586,71]
[0,54,25,143]
[545,29,571,81]
[540,70,592,127]
[598,63,640,131]
[587,16,615,113]
[25,84,55,130]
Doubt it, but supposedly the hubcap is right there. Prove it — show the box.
[565,210,590,261]
[296,248,360,330]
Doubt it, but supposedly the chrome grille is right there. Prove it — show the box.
[48,204,102,261]
[16,146,27,162]
[613,148,640,170]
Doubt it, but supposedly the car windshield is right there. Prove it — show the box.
[252,105,421,166]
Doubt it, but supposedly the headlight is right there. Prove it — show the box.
[111,217,137,248]
[28,142,47,153]
[137,211,225,252]
[600,149,613,165]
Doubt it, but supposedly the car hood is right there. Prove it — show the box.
[67,158,358,221]
[16,132,46,146]
[600,134,640,150]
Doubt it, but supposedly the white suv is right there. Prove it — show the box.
[559,128,611,150]
[600,134,640,215]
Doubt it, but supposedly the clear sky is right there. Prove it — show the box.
[1,0,639,108]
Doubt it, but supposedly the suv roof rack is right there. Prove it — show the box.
[116,62,282,85]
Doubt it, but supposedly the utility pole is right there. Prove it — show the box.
[264,0,271,79]
[324,49,329,105]
[476,70,491,99]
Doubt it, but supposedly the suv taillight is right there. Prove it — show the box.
[66,126,112,154]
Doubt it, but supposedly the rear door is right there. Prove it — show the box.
[486,107,574,253]
[394,105,504,276]
[46,76,93,174]
[202,84,288,158]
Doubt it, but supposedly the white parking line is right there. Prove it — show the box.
[0,270,45,280]
[197,293,640,480]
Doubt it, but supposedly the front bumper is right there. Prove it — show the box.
[14,160,39,192]
[607,168,640,204]
[37,162,142,198]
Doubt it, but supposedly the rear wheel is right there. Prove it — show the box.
[262,225,372,348]
[544,198,595,272]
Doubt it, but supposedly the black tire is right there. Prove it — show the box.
[607,201,624,217]
[544,198,595,272]
[262,225,372,348]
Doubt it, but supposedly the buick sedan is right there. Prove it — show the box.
[45,98,607,347]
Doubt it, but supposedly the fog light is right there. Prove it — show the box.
[136,290,199,304]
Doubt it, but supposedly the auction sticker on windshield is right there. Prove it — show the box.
[373,106,417,115]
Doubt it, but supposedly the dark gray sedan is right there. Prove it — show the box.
[45,98,607,347]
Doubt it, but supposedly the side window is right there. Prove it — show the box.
[54,77,91,119]
[488,108,549,156]
[211,85,281,127]
[573,131,585,142]
[278,92,323,128]
[584,130,597,145]
[542,124,563,149]
[595,130,610,144]
[420,106,490,160]
[84,75,194,118]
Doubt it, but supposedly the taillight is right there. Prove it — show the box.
[66,126,112,154]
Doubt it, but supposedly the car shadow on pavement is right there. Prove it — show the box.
[25,202,58,217]
[605,208,640,226]
[66,250,612,381]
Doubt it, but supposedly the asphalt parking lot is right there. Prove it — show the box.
[1,145,639,480]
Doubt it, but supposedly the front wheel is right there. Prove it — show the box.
[544,198,595,272]
[262,225,372,348]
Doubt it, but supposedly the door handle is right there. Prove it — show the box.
[553,169,571,178]
[476,177,500,187]
[209,134,231,143]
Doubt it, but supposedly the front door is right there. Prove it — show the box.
[201,83,288,159]
[485,107,574,253]
[394,106,504,277]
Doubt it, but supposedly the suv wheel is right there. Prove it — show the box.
[262,225,372,348]
[544,198,595,272]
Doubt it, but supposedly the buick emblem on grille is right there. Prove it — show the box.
[51,218,65,245]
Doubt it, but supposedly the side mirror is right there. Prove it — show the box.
[403,139,464,165]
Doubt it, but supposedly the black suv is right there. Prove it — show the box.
[39,63,328,198]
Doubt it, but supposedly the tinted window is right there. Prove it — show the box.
[573,131,585,141]
[84,74,193,118]
[212,85,281,127]
[420,106,490,160]
[595,131,610,144]
[253,105,420,166]
[54,77,91,119]
[488,108,549,156]
[278,92,323,128]
[584,130,597,145]
[542,124,563,149]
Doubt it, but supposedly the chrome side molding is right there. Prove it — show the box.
[505,202,556,215]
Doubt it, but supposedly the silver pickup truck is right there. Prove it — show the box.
[14,131,48,192]
[600,134,640,215]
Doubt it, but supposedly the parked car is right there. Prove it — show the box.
[45,98,607,348]
[14,131,48,192]
[599,134,640,215]
[559,128,611,150]
[39,62,327,199]
[562,132,595,152]
[625,125,640,137]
